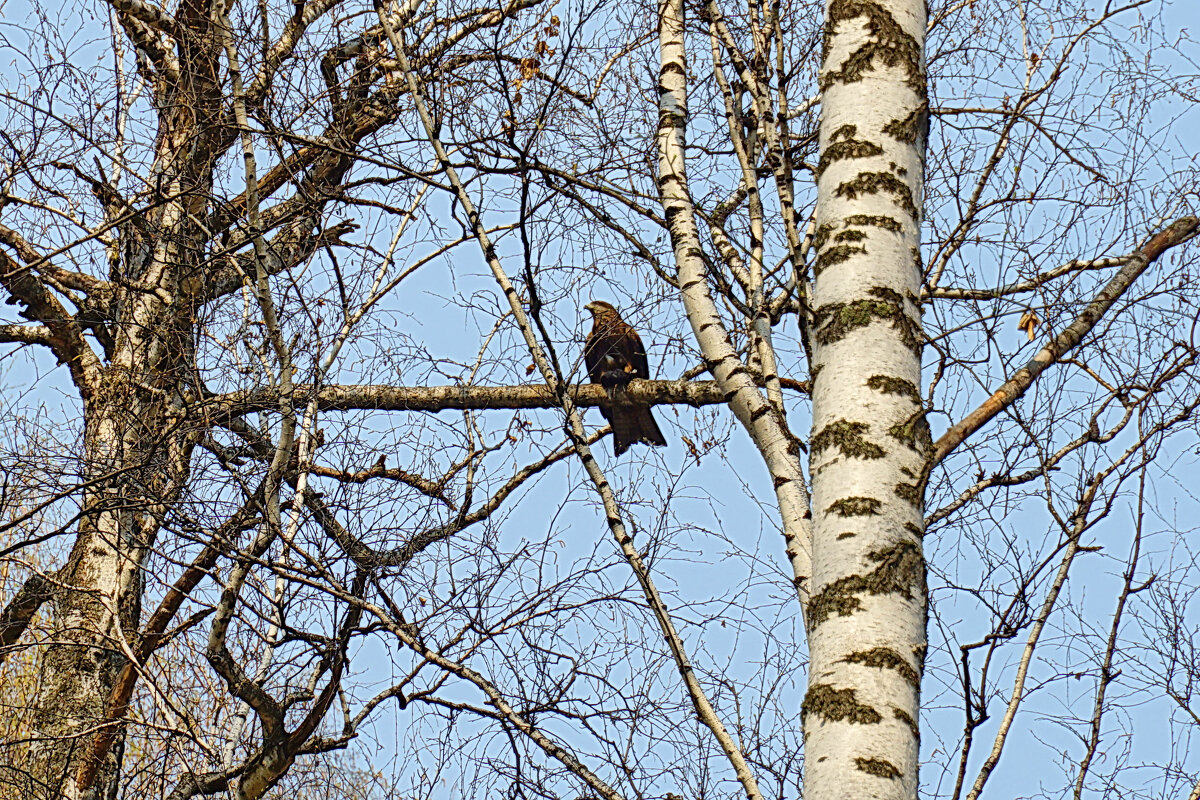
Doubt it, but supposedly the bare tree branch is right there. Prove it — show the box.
[930,216,1199,471]
[209,378,744,418]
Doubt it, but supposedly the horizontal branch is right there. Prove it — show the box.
[0,250,101,395]
[927,255,1128,301]
[0,323,52,346]
[0,222,107,297]
[208,378,753,417]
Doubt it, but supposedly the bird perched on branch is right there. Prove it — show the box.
[584,300,668,457]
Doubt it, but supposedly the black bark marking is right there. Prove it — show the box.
[802,683,882,725]
[822,0,926,95]
[817,124,885,178]
[826,496,882,517]
[883,104,930,145]
[811,419,885,459]
[866,374,921,404]
[724,365,751,381]
[855,757,902,779]
[841,646,920,687]
[815,244,868,278]
[807,540,926,626]
[894,481,921,507]
[888,411,933,455]
[911,245,924,277]
[835,171,917,218]
[894,706,920,740]
[913,643,927,669]
[813,287,921,353]
[845,213,903,233]
[814,222,838,250]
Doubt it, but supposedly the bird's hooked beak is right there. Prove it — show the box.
[584,301,601,315]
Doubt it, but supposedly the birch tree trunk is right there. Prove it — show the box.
[18,6,230,785]
[656,0,814,609]
[5,0,1198,796]
[28,203,207,800]
[803,0,929,797]
[33,398,189,799]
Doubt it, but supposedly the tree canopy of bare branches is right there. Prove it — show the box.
[0,0,1198,797]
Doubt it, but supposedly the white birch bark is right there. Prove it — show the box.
[803,1,929,797]
[34,288,193,799]
[26,22,222,791]
[656,0,814,607]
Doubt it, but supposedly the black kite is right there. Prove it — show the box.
[584,301,668,457]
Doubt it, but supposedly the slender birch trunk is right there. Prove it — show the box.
[803,1,929,797]
[657,0,814,607]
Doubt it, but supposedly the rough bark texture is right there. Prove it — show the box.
[212,378,750,415]
[6,0,407,792]
[803,0,929,797]
[28,143,208,800]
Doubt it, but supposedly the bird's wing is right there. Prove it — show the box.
[584,311,666,455]
[586,320,640,378]
[620,323,651,379]
[584,327,605,383]
[584,326,614,424]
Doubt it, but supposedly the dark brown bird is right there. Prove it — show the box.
[584,300,668,457]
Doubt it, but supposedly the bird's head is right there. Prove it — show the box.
[585,300,618,318]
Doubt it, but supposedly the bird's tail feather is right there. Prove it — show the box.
[612,405,668,456]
